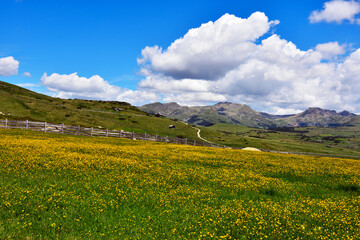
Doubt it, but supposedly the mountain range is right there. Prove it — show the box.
[140,102,356,128]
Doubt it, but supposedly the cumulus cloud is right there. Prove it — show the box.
[138,12,360,113]
[315,42,347,59]
[138,12,279,80]
[139,75,211,93]
[309,0,360,24]
[0,56,19,76]
[41,72,159,106]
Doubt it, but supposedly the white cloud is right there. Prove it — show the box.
[139,74,211,93]
[41,72,159,106]
[309,0,360,24]
[41,72,114,94]
[315,42,346,59]
[138,12,360,113]
[0,56,19,76]
[271,107,303,115]
[22,72,32,77]
[138,12,279,80]
[163,92,226,106]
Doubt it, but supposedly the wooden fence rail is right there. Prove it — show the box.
[0,119,226,149]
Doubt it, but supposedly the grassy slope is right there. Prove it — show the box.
[201,122,360,158]
[0,81,198,139]
[0,129,359,239]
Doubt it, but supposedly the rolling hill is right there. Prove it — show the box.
[0,81,199,140]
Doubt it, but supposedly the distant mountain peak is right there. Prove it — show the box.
[214,102,246,106]
[300,107,336,117]
[215,102,234,105]
[166,102,180,106]
[339,110,355,117]
[284,107,355,127]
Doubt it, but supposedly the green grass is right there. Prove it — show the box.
[201,123,360,159]
[0,129,360,239]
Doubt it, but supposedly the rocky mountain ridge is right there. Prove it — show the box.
[140,102,356,128]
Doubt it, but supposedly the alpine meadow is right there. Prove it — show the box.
[0,129,360,239]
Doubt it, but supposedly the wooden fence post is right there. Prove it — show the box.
[106,129,108,137]
[77,125,80,135]
[185,138,187,145]
[144,132,146,140]
[194,140,196,146]
[119,130,122,138]
[132,132,135,139]
[26,120,28,129]
[155,134,157,141]
[90,127,93,137]
[61,123,64,134]
[5,119,7,129]
[44,122,47,132]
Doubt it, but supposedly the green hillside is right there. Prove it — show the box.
[201,122,360,159]
[0,81,198,139]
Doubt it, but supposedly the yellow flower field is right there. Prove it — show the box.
[0,129,359,239]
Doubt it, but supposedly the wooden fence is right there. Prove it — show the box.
[0,119,226,148]
[2,119,358,159]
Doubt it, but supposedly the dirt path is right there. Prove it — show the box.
[192,126,213,144]
[180,121,213,144]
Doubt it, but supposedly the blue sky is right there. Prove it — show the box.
[1,0,360,114]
